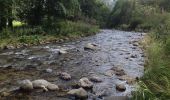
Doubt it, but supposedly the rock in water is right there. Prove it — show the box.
[59,49,67,54]
[19,79,33,90]
[59,72,71,80]
[84,43,98,50]
[79,77,93,88]
[32,79,49,91]
[116,83,126,92]
[32,79,59,91]
[45,68,53,73]
[67,88,88,98]
[47,83,59,91]
[90,76,102,83]
[105,70,115,77]
[111,67,126,76]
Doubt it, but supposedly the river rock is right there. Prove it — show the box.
[133,43,139,46]
[32,79,49,91]
[118,75,137,85]
[59,49,67,54]
[111,67,126,76]
[105,70,115,77]
[67,88,88,98]
[79,77,93,88]
[32,79,59,91]
[47,83,59,91]
[19,79,33,90]
[59,72,71,80]
[45,68,53,73]
[116,83,126,92]
[90,76,102,83]
[84,43,98,50]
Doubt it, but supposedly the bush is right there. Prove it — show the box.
[0,28,13,39]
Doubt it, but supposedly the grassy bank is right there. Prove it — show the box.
[133,34,170,100]
[0,21,99,49]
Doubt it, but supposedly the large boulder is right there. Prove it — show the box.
[79,77,93,88]
[67,88,88,98]
[19,79,33,90]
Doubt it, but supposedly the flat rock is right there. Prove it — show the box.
[67,88,88,98]
[79,77,93,88]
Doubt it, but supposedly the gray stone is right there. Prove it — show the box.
[67,88,88,98]
[59,49,67,54]
[84,43,98,50]
[116,83,126,92]
[79,77,93,88]
[19,79,33,90]
[45,68,53,73]
[32,79,59,91]
[90,76,102,83]
[59,72,71,80]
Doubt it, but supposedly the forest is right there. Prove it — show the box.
[0,0,110,48]
[0,0,170,100]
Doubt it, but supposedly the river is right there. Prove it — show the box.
[0,30,145,100]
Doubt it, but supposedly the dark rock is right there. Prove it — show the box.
[90,76,102,83]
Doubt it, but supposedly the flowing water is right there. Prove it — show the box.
[0,30,145,100]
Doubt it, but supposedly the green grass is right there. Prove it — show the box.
[133,34,170,100]
[0,20,99,49]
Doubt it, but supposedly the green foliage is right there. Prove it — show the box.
[56,21,98,36]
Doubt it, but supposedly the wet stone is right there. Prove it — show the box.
[59,72,71,80]
[67,88,88,98]
[79,77,93,88]
[19,79,33,90]
[90,76,103,83]
[116,83,126,92]
[84,43,98,50]
[45,68,53,73]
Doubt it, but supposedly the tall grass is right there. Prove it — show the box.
[133,34,170,100]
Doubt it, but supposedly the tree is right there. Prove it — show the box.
[0,0,13,30]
